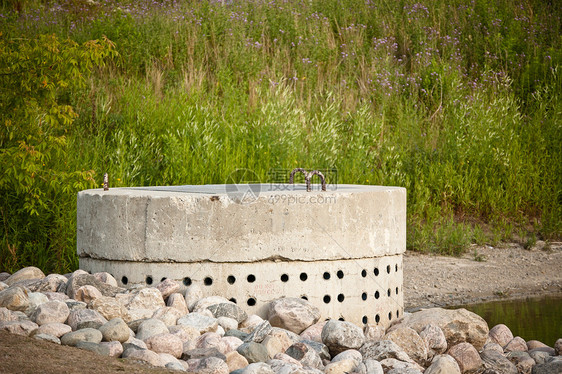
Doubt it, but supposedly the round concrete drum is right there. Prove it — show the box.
[77,183,406,326]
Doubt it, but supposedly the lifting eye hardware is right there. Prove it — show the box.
[289,168,327,192]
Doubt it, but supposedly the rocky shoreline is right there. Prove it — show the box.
[1,267,561,374]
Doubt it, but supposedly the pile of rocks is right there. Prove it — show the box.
[1,267,561,374]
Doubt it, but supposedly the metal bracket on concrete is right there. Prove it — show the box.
[289,168,326,192]
[103,173,109,191]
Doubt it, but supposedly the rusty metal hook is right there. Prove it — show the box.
[289,168,326,192]
[289,168,307,184]
[103,173,109,191]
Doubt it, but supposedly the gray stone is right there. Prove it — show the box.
[244,320,272,343]
[420,323,448,360]
[182,347,226,361]
[384,326,427,365]
[0,320,38,336]
[167,293,189,315]
[267,298,320,335]
[126,287,166,310]
[0,282,7,291]
[35,322,71,338]
[386,368,423,374]
[188,356,229,374]
[321,319,365,356]
[527,340,549,350]
[506,351,535,374]
[480,349,519,374]
[504,336,528,352]
[208,303,248,324]
[217,316,238,332]
[99,317,130,343]
[529,348,555,365]
[25,292,48,316]
[364,359,384,374]
[554,339,561,355]
[0,272,10,282]
[155,278,180,299]
[177,312,218,334]
[76,341,111,356]
[75,285,103,303]
[324,358,356,373]
[225,329,249,341]
[67,308,107,331]
[65,274,123,299]
[136,318,169,341]
[237,341,270,363]
[531,358,562,374]
[152,306,183,326]
[60,327,103,346]
[359,340,413,363]
[65,300,87,312]
[285,342,324,369]
[31,300,69,326]
[380,358,423,373]
[332,349,362,364]
[0,286,30,312]
[448,342,482,373]
[425,354,461,374]
[100,341,124,357]
[34,333,61,344]
[483,342,504,353]
[184,284,203,311]
[241,362,275,374]
[301,339,331,361]
[300,320,327,343]
[92,272,118,287]
[169,324,201,343]
[29,274,67,293]
[4,267,45,286]
[489,324,514,347]
[123,348,165,367]
[43,292,68,302]
[89,296,131,322]
[394,307,489,350]
[145,333,184,358]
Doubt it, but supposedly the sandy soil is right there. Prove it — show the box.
[1,242,561,373]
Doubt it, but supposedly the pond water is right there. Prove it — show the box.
[461,296,562,347]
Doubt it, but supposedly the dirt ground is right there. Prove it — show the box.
[1,242,561,374]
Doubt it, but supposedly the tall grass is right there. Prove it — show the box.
[1,0,561,273]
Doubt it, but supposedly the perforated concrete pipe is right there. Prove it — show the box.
[77,184,406,327]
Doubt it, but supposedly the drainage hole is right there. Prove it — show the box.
[337,294,345,302]
[374,268,379,276]
[375,314,380,323]
[323,272,331,280]
[362,316,368,324]
[300,272,308,281]
[387,289,391,297]
[361,269,367,278]
[146,276,153,285]
[338,317,345,321]
[323,295,331,304]
[183,277,192,286]
[161,277,167,282]
[386,265,391,274]
[361,292,367,301]
[247,274,256,283]
[336,270,344,279]
[396,310,400,318]
[121,276,128,285]
[395,264,398,272]
[281,274,289,282]
[247,298,256,306]
[388,312,392,321]
[227,275,236,285]
[396,287,399,295]
[229,298,237,304]
[301,295,308,301]
[204,277,213,286]
[375,291,380,299]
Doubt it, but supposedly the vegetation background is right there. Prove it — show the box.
[1,0,561,274]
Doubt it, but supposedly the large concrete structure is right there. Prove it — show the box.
[77,183,406,326]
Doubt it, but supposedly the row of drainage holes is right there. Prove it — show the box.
[361,310,401,325]
[120,265,401,286]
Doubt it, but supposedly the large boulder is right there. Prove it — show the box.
[267,298,321,334]
[321,319,365,356]
[384,326,428,365]
[4,267,45,286]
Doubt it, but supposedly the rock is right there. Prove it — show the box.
[43,292,69,302]
[152,306,183,326]
[380,358,424,372]
[182,347,226,361]
[240,314,264,331]
[244,320,272,343]
[25,292,48,316]
[126,287,166,310]
[223,351,248,372]
[156,279,180,299]
[300,321,327,343]
[76,341,111,356]
[359,340,413,363]
[386,369,422,374]
[65,274,123,299]
[506,351,535,374]
[0,272,10,282]
[89,296,131,322]
[34,333,61,344]
[489,324,514,347]
[4,267,45,286]
[31,300,69,326]
[208,303,248,324]
[301,339,331,361]
[527,340,549,350]
[504,336,528,352]
[237,341,270,363]
[136,318,169,341]
[30,274,67,293]
[364,323,386,341]
[285,342,323,369]
[395,308,489,350]
[74,285,103,304]
[384,326,427,365]
[483,342,504,353]
[272,353,302,366]
[123,337,148,351]
[167,293,189,315]
[189,356,229,374]
[35,322,71,338]
[331,349,362,364]
[555,339,561,355]
[420,323,448,360]
[321,319,365,356]
[60,328,103,346]
[448,342,482,373]
[65,300,87,312]
[531,358,562,374]
[0,306,13,321]
[177,312,218,333]
[240,362,275,374]
[184,284,203,311]
[99,317,130,343]
[123,348,165,367]
[480,349,518,374]
[425,354,461,374]
[217,316,238,332]
[223,336,244,351]
[92,272,118,287]
[192,296,233,313]
[169,324,201,342]
[529,348,555,365]
[145,333,184,358]
[262,335,284,359]
[364,359,384,374]
[100,341,124,357]
[324,358,357,374]
[127,308,153,321]
[0,320,38,336]
[0,282,8,291]
[267,298,320,334]
[66,308,107,331]
[0,286,30,312]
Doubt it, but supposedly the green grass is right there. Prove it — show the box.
[1,0,562,273]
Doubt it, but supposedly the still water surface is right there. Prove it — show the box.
[461,296,562,347]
